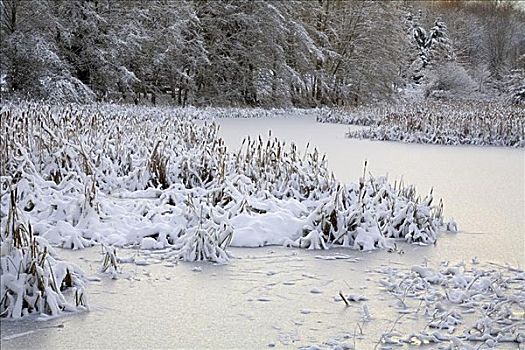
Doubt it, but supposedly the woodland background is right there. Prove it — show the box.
[1,0,524,106]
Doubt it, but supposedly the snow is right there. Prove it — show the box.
[230,211,305,247]
[373,261,525,346]
[302,259,525,349]
[140,237,158,250]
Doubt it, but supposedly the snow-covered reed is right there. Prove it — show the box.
[307,261,524,349]
[0,186,87,319]
[289,171,447,251]
[1,102,454,272]
[316,105,385,126]
[375,261,525,347]
[317,102,524,147]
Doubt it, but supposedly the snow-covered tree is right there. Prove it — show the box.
[1,0,523,105]
[0,0,94,101]
[425,18,455,67]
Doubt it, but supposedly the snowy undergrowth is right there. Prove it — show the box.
[0,187,87,319]
[317,102,524,147]
[1,103,455,271]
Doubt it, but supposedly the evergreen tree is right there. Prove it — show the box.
[425,18,455,67]
[405,10,429,85]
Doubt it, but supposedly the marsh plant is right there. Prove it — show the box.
[317,102,524,147]
[0,185,87,319]
[0,103,454,273]
[375,262,525,347]
[100,244,119,278]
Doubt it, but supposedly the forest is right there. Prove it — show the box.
[1,0,524,107]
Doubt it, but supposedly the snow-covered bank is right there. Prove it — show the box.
[317,102,524,147]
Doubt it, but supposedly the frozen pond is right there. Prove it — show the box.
[1,116,524,349]
[219,116,525,264]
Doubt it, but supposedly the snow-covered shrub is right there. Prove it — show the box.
[425,62,477,100]
[41,75,96,104]
[511,85,525,105]
[504,68,525,105]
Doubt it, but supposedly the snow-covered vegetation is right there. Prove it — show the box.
[374,261,525,347]
[316,106,385,126]
[0,103,456,286]
[306,260,525,349]
[317,102,524,147]
[0,186,87,319]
